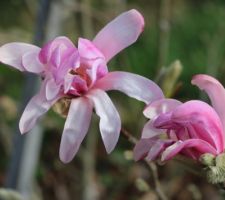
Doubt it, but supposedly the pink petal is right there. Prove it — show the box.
[94,71,164,104]
[143,99,182,119]
[161,139,217,161]
[192,74,225,140]
[146,139,174,161]
[39,36,75,64]
[59,50,80,74]
[64,73,75,94]
[22,51,44,73]
[19,81,60,134]
[50,45,63,68]
[45,78,61,100]
[141,120,165,139]
[86,89,121,153]
[133,138,157,161]
[78,38,105,60]
[69,75,88,96]
[86,59,108,86]
[0,42,40,71]
[59,97,93,163]
[171,100,224,153]
[92,9,144,62]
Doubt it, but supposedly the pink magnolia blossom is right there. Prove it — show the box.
[0,10,164,163]
[134,74,225,162]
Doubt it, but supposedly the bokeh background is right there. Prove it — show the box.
[0,0,225,199]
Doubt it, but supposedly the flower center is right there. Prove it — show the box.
[70,67,92,87]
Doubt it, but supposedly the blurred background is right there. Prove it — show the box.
[0,0,225,199]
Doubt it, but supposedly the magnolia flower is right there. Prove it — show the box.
[0,10,164,163]
[134,74,225,162]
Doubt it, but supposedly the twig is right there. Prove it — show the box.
[120,128,168,200]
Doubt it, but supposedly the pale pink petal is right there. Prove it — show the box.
[86,59,108,86]
[141,120,165,139]
[45,78,61,100]
[59,50,80,73]
[39,36,75,64]
[93,9,144,62]
[22,51,44,73]
[143,99,182,119]
[69,75,88,96]
[86,89,121,153]
[64,73,75,94]
[192,74,225,141]
[171,100,224,153]
[50,45,62,68]
[59,97,93,163]
[0,42,40,71]
[133,138,157,161]
[161,139,217,161]
[78,38,105,60]
[146,139,174,161]
[94,72,164,104]
[19,81,60,134]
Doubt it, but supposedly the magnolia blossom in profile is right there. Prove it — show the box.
[134,74,225,162]
[0,10,164,163]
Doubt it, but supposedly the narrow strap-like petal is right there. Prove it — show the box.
[94,71,164,104]
[192,74,225,142]
[143,98,182,119]
[59,97,93,163]
[0,42,41,71]
[92,9,144,62]
[87,89,121,153]
[19,81,60,134]
[161,139,217,161]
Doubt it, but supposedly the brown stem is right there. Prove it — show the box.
[120,128,168,200]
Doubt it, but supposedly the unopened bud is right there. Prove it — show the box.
[199,153,215,166]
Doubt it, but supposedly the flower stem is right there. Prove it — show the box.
[121,128,168,200]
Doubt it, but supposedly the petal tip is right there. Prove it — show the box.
[129,9,145,31]
[19,121,29,135]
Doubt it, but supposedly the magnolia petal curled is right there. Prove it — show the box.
[192,74,225,141]
[161,139,217,161]
[87,89,121,153]
[0,42,41,71]
[143,98,182,119]
[59,97,93,163]
[94,71,164,104]
[171,100,224,152]
[93,9,144,62]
